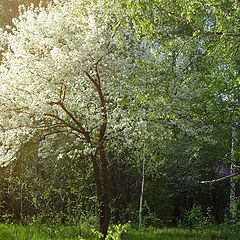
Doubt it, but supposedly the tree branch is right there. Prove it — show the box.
[58,102,91,142]
[83,70,99,89]
[197,173,239,184]
[47,100,91,143]
[59,80,67,103]
[83,71,107,145]
[44,113,83,136]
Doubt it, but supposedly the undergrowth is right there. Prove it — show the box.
[0,223,240,240]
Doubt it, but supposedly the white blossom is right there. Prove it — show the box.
[0,0,144,165]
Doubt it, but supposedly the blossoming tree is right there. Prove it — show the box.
[0,0,136,237]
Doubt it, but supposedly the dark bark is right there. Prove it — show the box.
[84,64,110,238]
[46,68,111,238]
[99,144,110,239]
[83,68,110,238]
[91,145,110,239]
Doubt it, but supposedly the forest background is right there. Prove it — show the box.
[0,0,239,239]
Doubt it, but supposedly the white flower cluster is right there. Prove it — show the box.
[0,0,145,165]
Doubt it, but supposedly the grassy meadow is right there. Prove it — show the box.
[0,224,240,240]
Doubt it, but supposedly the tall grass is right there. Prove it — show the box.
[0,223,240,240]
[0,224,96,240]
[123,225,240,240]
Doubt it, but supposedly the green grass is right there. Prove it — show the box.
[0,224,97,240]
[124,225,240,240]
[0,224,240,240]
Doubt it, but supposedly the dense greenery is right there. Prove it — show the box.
[0,0,239,239]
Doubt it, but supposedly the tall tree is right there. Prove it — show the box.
[122,0,240,220]
[0,1,139,237]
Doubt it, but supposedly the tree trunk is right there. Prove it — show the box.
[139,142,146,229]
[99,143,110,239]
[99,194,110,239]
[91,144,110,239]
[229,120,238,221]
[138,158,145,229]
[83,67,110,238]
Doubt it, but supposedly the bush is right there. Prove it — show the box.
[180,203,213,228]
